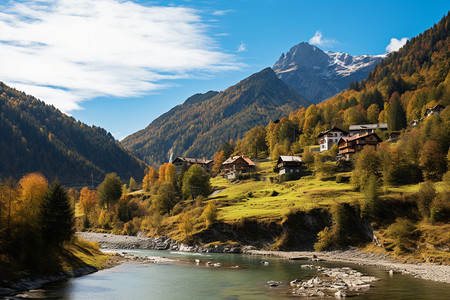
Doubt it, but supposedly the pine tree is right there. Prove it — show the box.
[387,93,407,131]
[40,182,74,246]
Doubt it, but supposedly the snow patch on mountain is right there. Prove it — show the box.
[273,42,386,103]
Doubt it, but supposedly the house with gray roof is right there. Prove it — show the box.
[349,124,387,136]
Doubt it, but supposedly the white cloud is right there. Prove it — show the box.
[237,41,246,52]
[386,37,408,52]
[308,30,337,48]
[0,0,241,112]
[212,9,234,16]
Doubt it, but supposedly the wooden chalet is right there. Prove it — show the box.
[348,124,387,136]
[172,157,213,173]
[337,133,382,161]
[425,104,445,118]
[277,156,303,174]
[317,127,347,152]
[222,156,255,173]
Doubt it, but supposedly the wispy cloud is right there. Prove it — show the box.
[0,0,241,112]
[309,31,337,48]
[386,37,408,52]
[212,9,234,16]
[237,41,247,52]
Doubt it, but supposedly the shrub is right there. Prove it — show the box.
[124,221,136,236]
[430,192,450,223]
[360,174,381,219]
[179,213,194,237]
[202,202,218,226]
[386,218,417,255]
[271,190,279,196]
[417,181,436,220]
[314,227,334,251]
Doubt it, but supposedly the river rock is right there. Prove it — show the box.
[290,265,379,298]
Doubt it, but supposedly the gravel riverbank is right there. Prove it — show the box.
[244,249,450,284]
[77,232,450,284]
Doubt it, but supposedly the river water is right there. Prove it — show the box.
[29,250,449,299]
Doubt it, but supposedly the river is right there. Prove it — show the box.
[24,250,449,299]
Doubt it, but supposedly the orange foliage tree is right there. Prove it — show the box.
[79,187,98,216]
[143,167,159,191]
[159,163,168,183]
[165,163,177,185]
[17,173,48,226]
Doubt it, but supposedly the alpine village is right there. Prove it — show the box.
[0,6,449,300]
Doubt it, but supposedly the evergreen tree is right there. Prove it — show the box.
[40,182,74,246]
[387,93,407,131]
[129,177,139,191]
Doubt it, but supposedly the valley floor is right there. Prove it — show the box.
[78,232,450,284]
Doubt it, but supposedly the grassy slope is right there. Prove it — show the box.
[209,160,424,222]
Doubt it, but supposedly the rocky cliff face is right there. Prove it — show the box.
[273,42,386,103]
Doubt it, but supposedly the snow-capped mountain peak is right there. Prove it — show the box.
[273,42,386,104]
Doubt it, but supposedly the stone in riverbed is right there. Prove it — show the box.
[266,281,281,287]
[335,290,346,298]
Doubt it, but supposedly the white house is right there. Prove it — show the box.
[318,127,347,152]
[425,104,445,118]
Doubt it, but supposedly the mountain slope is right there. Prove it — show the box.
[122,68,310,166]
[239,13,449,161]
[0,82,147,184]
[273,42,386,104]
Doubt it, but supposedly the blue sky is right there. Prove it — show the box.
[0,0,448,140]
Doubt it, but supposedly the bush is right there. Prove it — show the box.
[124,221,136,235]
[314,227,334,251]
[430,192,450,223]
[360,174,381,219]
[386,218,417,255]
[202,202,218,226]
[271,190,279,196]
[417,181,436,220]
[179,213,194,238]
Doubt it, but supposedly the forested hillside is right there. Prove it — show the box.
[231,13,449,159]
[122,68,310,166]
[0,83,147,184]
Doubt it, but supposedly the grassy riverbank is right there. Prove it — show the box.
[0,237,113,282]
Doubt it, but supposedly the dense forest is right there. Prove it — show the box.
[122,68,311,167]
[0,83,147,184]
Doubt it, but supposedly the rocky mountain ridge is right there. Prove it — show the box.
[273,42,386,103]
